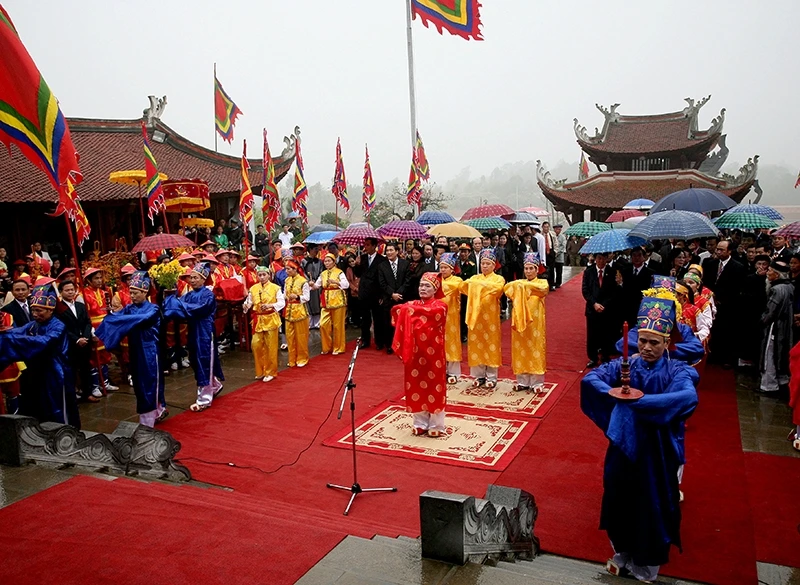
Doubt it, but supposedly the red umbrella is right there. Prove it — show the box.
[377,220,429,240]
[132,233,195,253]
[332,223,384,246]
[461,203,515,221]
[774,222,800,238]
[605,209,645,223]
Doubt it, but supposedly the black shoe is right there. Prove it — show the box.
[386,348,394,355]
[375,344,385,351]
[359,341,370,349]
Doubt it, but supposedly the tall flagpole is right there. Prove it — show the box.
[405,0,417,150]
[213,62,218,153]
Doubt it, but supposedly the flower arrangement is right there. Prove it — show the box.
[148,259,184,290]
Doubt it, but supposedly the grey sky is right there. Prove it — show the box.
[7,0,799,186]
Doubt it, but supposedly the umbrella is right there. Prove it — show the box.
[310,223,342,233]
[605,209,645,223]
[774,222,800,238]
[426,222,482,239]
[463,217,511,231]
[132,233,195,253]
[416,210,456,225]
[579,229,647,255]
[713,212,778,231]
[563,222,612,238]
[504,211,542,225]
[461,203,515,220]
[516,206,550,216]
[609,216,647,230]
[724,203,783,220]
[377,220,430,240]
[332,224,383,246]
[622,198,655,210]
[303,231,339,245]
[285,211,301,219]
[629,210,719,240]
[650,188,735,214]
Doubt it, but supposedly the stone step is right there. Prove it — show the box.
[371,534,420,553]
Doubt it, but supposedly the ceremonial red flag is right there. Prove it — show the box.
[0,5,82,196]
[239,140,254,225]
[362,145,375,217]
[407,150,422,210]
[142,121,165,222]
[292,139,308,223]
[332,138,350,211]
[261,129,280,233]
[415,131,430,181]
[411,0,483,41]
[795,170,800,189]
[579,152,590,180]
[48,177,91,248]
[214,72,242,144]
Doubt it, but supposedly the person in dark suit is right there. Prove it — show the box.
[701,239,747,366]
[771,233,792,263]
[2,277,32,327]
[55,281,95,402]
[615,247,655,330]
[582,252,620,367]
[353,237,387,349]
[377,242,409,354]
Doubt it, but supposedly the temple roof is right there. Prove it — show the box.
[574,97,725,157]
[0,117,298,204]
[537,157,758,212]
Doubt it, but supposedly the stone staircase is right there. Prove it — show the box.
[295,534,705,585]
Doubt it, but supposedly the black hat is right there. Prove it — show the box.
[753,254,771,264]
[770,259,790,272]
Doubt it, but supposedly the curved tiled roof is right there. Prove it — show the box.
[0,118,296,204]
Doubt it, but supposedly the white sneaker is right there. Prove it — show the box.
[170,362,178,371]
[217,346,226,355]
[91,387,103,398]
[104,383,119,392]
[181,358,191,368]
[262,375,274,382]
[127,375,133,386]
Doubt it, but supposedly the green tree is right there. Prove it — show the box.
[319,212,350,229]
[368,182,452,227]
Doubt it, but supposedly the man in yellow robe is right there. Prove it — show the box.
[439,253,463,384]
[244,266,284,382]
[459,249,505,388]
[283,260,310,368]
[504,252,549,391]
[313,253,349,355]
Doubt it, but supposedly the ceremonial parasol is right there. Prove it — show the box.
[109,170,168,233]
[724,203,783,220]
[650,188,735,214]
[713,212,778,231]
[629,210,719,240]
[132,233,195,253]
[377,220,430,240]
[332,224,383,246]
[426,222,482,239]
[622,198,655,211]
[773,222,800,238]
[605,209,645,223]
[162,179,210,213]
[461,203,515,220]
[310,223,342,233]
[516,206,549,216]
[463,217,511,231]
[579,229,646,255]
[303,231,339,245]
[504,211,542,225]
[179,217,214,229]
[416,210,456,225]
[563,222,612,238]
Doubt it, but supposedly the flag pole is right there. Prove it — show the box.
[405,0,417,150]
[213,62,218,153]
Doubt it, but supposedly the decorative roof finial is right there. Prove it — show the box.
[143,95,167,127]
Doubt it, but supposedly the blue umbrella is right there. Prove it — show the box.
[724,203,783,220]
[303,231,339,245]
[579,229,646,254]
[622,198,655,210]
[285,211,301,219]
[650,188,735,214]
[416,210,456,225]
[629,210,719,241]
[310,223,342,233]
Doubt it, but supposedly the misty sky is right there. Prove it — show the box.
[6,0,800,187]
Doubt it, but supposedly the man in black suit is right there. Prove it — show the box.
[582,252,620,367]
[353,237,387,349]
[2,277,31,327]
[377,242,409,354]
[701,239,747,366]
[55,281,96,402]
[616,247,655,330]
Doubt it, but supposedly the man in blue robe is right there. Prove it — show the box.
[96,271,166,427]
[162,263,224,412]
[0,283,80,428]
[615,322,704,366]
[581,296,699,583]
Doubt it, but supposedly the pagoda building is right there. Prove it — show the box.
[0,96,298,258]
[537,96,759,223]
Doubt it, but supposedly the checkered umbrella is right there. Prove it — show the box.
[563,221,612,238]
[772,222,800,238]
[416,210,456,225]
[463,217,511,231]
[629,210,719,240]
[713,212,778,231]
[332,223,383,246]
[724,204,783,220]
[605,209,645,223]
[131,233,195,253]
[579,229,647,254]
[461,203,515,220]
[377,220,430,240]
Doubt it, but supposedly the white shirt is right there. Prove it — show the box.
[64,299,78,317]
[17,299,30,317]
[278,232,294,248]
[367,252,377,267]
[533,233,547,266]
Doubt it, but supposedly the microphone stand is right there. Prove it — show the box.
[326,337,397,515]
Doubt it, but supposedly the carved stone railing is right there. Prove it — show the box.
[0,415,190,482]
[420,485,539,565]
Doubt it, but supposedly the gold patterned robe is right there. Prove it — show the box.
[441,274,463,363]
[459,273,505,368]
[504,278,549,375]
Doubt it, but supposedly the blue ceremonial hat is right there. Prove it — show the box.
[479,248,496,263]
[280,248,293,261]
[439,252,457,267]
[523,252,541,266]
[192,262,212,281]
[651,275,676,291]
[637,296,676,337]
[30,283,58,309]
[129,270,151,292]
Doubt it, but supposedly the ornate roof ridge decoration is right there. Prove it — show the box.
[535,160,568,190]
[721,155,759,188]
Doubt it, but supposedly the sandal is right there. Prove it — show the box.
[485,380,497,389]
[447,376,458,385]
[155,409,170,424]
[513,385,529,392]
[280,343,288,351]
[427,430,442,438]
[794,439,800,453]
[605,559,630,578]
[189,402,209,412]
[471,378,486,388]
[412,427,427,436]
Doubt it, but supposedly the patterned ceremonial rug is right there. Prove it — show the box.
[322,403,539,470]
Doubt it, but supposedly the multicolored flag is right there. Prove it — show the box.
[795,170,800,189]
[332,138,350,211]
[362,145,375,217]
[0,5,82,197]
[261,129,280,233]
[407,151,422,210]
[292,139,308,224]
[214,71,242,144]
[239,140,254,225]
[141,121,165,222]
[579,152,590,180]
[49,178,91,248]
[415,131,430,181]
[411,0,483,41]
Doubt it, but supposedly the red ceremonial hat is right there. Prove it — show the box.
[246,254,260,262]
[191,248,205,257]
[203,253,219,264]
[83,267,102,281]
[200,240,216,248]
[120,263,136,275]
[177,252,195,262]
[214,249,231,257]
[56,267,76,281]
[179,266,193,279]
